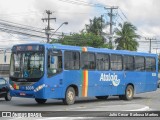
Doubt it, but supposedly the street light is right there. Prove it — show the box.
[50,22,68,39]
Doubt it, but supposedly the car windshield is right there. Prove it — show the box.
[10,52,44,79]
[0,78,5,85]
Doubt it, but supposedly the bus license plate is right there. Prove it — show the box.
[20,92,26,96]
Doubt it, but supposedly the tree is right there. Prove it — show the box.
[114,22,140,51]
[83,16,105,35]
[50,16,110,48]
[57,33,104,48]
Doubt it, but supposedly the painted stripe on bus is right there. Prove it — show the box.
[82,70,88,97]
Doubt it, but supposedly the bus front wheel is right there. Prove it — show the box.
[120,85,134,100]
[35,98,47,104]
[63,87,75,105]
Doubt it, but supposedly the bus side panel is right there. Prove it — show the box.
[145,72,158,92]
[124,71,146,94]
[63,70,82,97]
[110,71,124,95]
[43,73,64,99]
[116,71,126,95]
[87,71,112,97]
[87,71,124,97]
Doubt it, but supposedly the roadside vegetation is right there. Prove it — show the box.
[51,16,140,51]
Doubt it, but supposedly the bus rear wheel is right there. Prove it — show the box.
[63,87,75,105]
[35,98,47,104]
[120,85,134,100]
[96,96,108,100]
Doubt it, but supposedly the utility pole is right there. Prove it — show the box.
[104,6,118,49]
[42,10,56,43]
[153,48,160,54]
[145,37,156,53]
[100,15,103,36]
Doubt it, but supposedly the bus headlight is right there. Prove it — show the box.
[34,84,45,92]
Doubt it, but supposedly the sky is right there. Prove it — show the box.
[0,0,160,53]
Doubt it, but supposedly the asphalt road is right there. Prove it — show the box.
[0,89,160,119]
[0,89,160,111]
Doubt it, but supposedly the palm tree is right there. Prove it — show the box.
[85,16,105,35]
[114,22,140,51]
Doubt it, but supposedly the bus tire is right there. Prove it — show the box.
[35,98,47,104]
[5,92,12,101]
[123,85,134,100]
[63,87,75,105]
[96,96,108,100]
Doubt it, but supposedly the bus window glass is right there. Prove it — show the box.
[10,52,44,78]
[110,54,122,71]
[135,56,145,71]
[123,55,134,71]
[146,57,156,72]
[64,51,80,70]
[96,53,109,70]
[47,50,62,77]
[81,52,95,70]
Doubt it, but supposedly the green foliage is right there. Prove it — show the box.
[50,16,110,48]
[114,22,140,51]
[50,18,139,51]
[57,33,105,48]
[83,16,105,35]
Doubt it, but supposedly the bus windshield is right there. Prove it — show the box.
[10,52,44,79]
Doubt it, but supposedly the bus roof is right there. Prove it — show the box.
[13,43,157,57]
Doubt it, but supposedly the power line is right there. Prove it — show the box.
[0,21,45,34]
[104,6,118,48]
[42,10,56,43]
[145,37,156,53]
[117,13,124,22]
[0,27,46,39]
[57,0,110,8]
[0,19,43,31]
[0,17,66,41]
[116,8,147,38]
[119,8,128,21]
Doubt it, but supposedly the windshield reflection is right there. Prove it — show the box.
[10,52,44,78]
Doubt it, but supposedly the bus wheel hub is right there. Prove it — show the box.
[127,89,132,98]
[68,91,74,101]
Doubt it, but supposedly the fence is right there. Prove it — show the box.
[0,64,10,74]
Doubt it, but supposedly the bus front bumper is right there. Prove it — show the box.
[10,90,35,98]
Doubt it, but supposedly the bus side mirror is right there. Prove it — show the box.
[51,56,55,64]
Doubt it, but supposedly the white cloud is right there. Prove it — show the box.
[0,0,160,53]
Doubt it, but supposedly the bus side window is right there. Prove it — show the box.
[146,57,156,72]
[64,51,80,70]
[47,50,62,77]
[81,52,95,70]
[135,56,145,71]
[110,54,122,71]
[96,53,109,71]
[123,55,134,71]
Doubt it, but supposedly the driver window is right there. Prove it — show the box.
[47,49,62,77]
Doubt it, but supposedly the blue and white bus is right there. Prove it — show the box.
[9,43,158,105]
